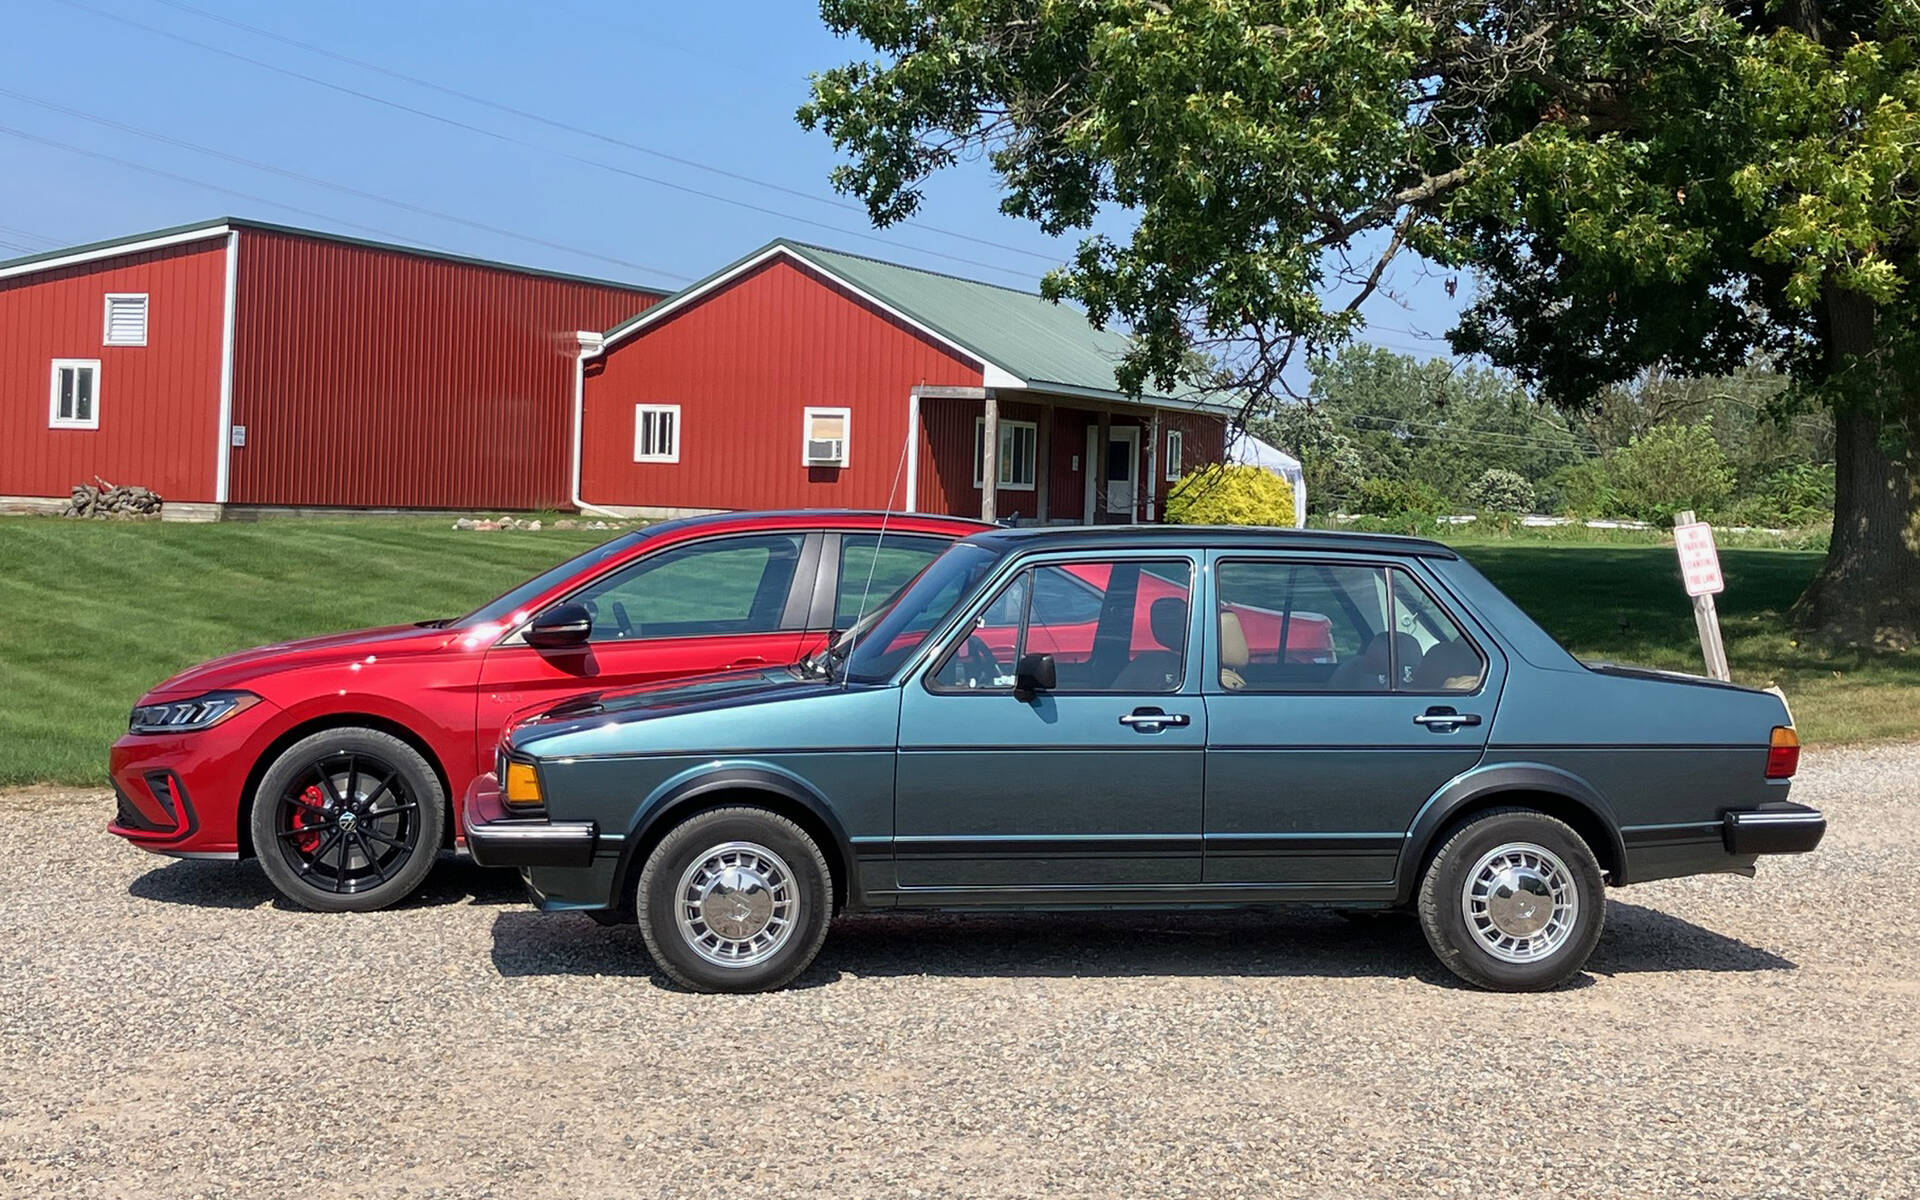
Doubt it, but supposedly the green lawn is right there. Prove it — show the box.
[0,517,1911,787]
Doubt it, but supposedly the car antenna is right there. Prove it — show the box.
[838,422,914,689]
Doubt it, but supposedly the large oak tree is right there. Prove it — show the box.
[800,0,1920,647]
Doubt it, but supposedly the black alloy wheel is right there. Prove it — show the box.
[250,728,445,912]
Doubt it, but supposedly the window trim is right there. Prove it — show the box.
[1165,429,1184,481]
[632,403,680,463]
[972,416,1038,492]
[102,293,149,347]
[1207,555,1491,697]
[49,359,101,430]
[802,406,851,467]
[924,556,1198,696]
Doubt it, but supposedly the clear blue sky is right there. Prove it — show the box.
[0,0,1463,378]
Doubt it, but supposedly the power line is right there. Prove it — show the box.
[0,88,692,284]
[0,223,62,248]
[147,0,1064,266]
[0,124,535,258]
[49,0,1044,282]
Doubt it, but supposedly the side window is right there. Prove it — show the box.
[1214,562,1391,692]
[1391,570,1487,692]
[834,534,950,628]
[567,533,805,642]
[930,559,1192,693]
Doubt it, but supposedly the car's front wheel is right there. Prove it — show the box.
[1417,807,1605,991]
[635,806,833,993]
[250,728,446,913]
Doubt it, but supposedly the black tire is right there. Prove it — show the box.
[635,806,832,993]
[1416,807,1605,991]
[250,728,445,913]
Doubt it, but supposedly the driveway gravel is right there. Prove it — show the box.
[2,746,1917,1199]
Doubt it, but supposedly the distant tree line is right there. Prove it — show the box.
[1252,345,1834,528]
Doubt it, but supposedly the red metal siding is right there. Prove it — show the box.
[582,258,982,511]
[0,240,227,501]
[229,230,658,510]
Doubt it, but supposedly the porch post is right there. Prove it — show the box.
[981,390,999,523]
[1094,408,1111,523]
[1035,400,1052,523]
[1146,410,1161,522]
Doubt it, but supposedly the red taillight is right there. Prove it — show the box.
[1765,726,1800,779]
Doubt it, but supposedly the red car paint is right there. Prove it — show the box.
[108,511,986,859]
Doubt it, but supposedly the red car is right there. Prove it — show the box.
[109,511,983,911]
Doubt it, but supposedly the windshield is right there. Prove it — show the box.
[454,531,647,627]
[840,542,1002,685]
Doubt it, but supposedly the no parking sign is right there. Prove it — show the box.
[1673,521,1724,597]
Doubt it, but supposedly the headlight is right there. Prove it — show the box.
[129,691,258,735]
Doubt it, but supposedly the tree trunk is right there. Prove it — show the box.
[1790,287,1920,648]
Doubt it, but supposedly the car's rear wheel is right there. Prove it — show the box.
[635,806,832,993]
[250,728,445,913]
[1416,807,1605,991]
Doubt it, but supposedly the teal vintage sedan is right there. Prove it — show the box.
[464,526,1823,993]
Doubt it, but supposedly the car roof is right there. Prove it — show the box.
[961,524,1459,559]
[644,510,991,539]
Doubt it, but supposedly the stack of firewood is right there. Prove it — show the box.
[63,477,163,519]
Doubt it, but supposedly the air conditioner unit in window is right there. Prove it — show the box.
[804,437,845,466]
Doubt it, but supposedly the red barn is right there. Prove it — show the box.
[3,223,1231,522]
[578,240,1231,523]
[0,218,664,517]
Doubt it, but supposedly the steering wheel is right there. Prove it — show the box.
[960,635,1005,688]
[611,600,634,638]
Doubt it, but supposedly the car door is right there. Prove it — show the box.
[472,531,816,773]
[1200,553,1504,886]
[894,553,1206,891]
[798,531,957,659]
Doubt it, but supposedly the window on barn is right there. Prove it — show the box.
[633,404,680,463]
[973,417,1037,491]
[1165,430,1184,481]
[803,407,850,467]
[49,360,100,430]
[103,294,149,346]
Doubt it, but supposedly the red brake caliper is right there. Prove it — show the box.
[292,783,329,853]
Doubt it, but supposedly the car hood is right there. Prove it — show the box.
[144,622,465,698]
[508,666,860,752]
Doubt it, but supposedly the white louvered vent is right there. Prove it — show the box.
[104,294,148,346]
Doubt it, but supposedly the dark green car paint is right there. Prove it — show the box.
[496,527,1809,917]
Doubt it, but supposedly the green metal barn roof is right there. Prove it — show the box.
[603,238,1235,414]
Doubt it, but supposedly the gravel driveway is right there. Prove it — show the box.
[3,745,1917,1199]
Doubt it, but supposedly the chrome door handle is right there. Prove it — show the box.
[1413,708,1482,730]
[1119,708,1191,731]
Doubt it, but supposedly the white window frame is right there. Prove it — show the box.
[49,359,101,430]
[973,417,1038,492]
[802,406,851,467]
[1165,429,1184,481]
[632,403,680,463]
[102,293,149,347]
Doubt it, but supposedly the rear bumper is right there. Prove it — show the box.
[1724,804,1826,856]
[461,774,596,869]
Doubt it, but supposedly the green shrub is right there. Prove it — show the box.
[1353,476,1446,517]
[1608,422,1735,526]
[1717,462,1836,527]
[1164,465,1297,526]
[1546,460,1616,518]
[1466,468,1536,513]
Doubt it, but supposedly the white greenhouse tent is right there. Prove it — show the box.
[1228,433,1308,528]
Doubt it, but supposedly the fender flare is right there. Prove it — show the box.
[1393,762,1626,903]
[613,762,859,906]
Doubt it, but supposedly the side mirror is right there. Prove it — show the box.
[525,602,592,649]
[1013,652,1056,702]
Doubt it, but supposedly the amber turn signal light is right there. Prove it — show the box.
[1765,726,1800,780]
[503,761,544,810]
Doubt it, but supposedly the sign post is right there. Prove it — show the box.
[1672,510,1730,682]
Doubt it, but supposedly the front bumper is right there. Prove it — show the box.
[1724,803,1826,856]
[107,700,280,855]
[461,773,597,869]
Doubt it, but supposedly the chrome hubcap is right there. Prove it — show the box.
[675,841,796,968]
[1461,842,1580,964]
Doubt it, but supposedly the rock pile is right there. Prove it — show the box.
[451,516,626,532]
[64,478,163,519]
